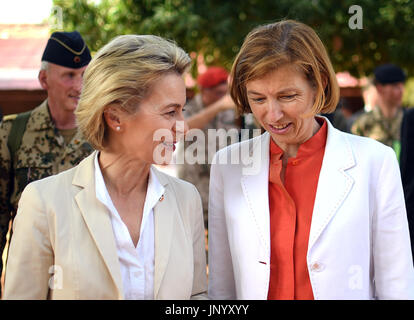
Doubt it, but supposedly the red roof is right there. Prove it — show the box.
[0,24,49,89]
[0,38,47,69]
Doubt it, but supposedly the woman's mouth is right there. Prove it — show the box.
[162,141,176,151]
[268,122,292,134]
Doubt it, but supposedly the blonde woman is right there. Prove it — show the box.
[4,35,207,300]
[208,20,414,300]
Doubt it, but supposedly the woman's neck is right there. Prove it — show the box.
[98,150,151,197]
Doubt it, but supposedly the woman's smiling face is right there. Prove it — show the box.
[111,72,188,165]
[246,64,319,154]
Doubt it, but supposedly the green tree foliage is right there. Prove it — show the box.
[52,0,414,79]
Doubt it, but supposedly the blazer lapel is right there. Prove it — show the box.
[72,152,124,298]
[240,132,271,255]
[151,168,174,299]
[308,120,356,250]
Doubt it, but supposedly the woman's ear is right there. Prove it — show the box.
[103,105,123,132]
[321,74,328,90]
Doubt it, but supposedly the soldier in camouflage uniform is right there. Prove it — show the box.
[176,67,239,227]
[351,64,406,158]
[0,31,93,294]
[351,106,404,148]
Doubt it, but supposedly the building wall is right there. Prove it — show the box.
[0,89,46,118]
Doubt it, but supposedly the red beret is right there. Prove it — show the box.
[197,67,229,88]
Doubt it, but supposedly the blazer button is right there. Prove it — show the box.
[310,262,325,272]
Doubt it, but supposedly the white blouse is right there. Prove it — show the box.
[94,153,165,300]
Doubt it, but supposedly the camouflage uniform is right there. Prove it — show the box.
[0,99,93,286]
[176,94,239,227]
[351,107,404,149]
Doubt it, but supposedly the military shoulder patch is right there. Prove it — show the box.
[2,114,18,122]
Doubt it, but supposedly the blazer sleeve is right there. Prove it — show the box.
[190,184,208,300]
[208,156,237,299]
[373,146,414,299]
[3,182,54,299]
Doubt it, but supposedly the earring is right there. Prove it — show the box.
[116,126,120,131]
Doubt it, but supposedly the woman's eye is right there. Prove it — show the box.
[280,94,297,100]
[250,97,265,103]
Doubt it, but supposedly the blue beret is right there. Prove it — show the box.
[41,31,91,69]
[374,64,406,84]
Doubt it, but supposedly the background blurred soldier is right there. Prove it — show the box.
[351,63,406,159]
[177,67,238,227]
[0,31,93,295]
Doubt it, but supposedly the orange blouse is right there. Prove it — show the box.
[267,118,327,300]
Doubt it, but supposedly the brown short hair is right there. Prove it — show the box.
[76,35,191,150]
[230,20,339,116]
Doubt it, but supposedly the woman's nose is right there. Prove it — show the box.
[268,100,284,122]
[173,119,189,139]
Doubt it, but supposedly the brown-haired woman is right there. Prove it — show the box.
[208,20,414,300]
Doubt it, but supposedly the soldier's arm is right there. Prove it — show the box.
[0,119,13,287]
[186,94,236,130]
[351,115,366,136]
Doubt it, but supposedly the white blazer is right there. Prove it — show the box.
[208,118,414,300]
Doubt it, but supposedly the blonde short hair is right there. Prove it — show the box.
[76,35,191,150]
[230,20,339,116]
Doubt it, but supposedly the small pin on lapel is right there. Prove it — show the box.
[159,194,164,202]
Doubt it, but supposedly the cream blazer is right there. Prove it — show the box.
[4,152,207,300]
[208,118,414,300]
